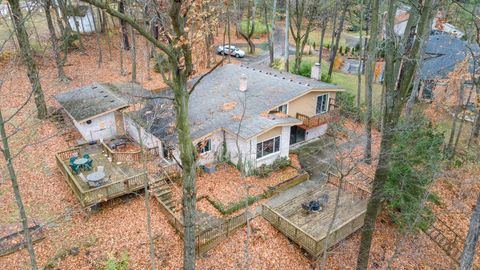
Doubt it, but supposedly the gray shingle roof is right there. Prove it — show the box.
[420,35,479,80]
[54,83,129,122]
[129,64,341,144]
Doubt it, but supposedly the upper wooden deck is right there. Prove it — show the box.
[56,143,159,207]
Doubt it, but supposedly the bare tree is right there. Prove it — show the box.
[363,0,380,164]
[327,1,348,79]
[356,0,438,268]
[7,0,48,119]
[0,82,39,270]
[80,1,223,268]
[289,0,317,74]
[44,0,71,82]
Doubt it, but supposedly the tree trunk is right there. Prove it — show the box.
[269,0,277,65]
[284,0,289,71]
[119,33,126,76]
[317,19,327,74]
[91,6,103,68]
[363,0,380,164]
[52,4,66,38]
[460,192,480,270]
[356,0,437,268]
[71,0,86,54]
[0,109,39,270]
[135,125,157,270]
[328,3,347,78]
[8,0,48,119]
[118,0,130,50]
[45,0,69,82]
[452,86,472,158]
[130,25,137,82]
[447,83,465,154]
[356,0,364,117]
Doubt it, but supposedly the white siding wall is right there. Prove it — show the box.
[224,131,253,165]
[124,116,163,154]
[73,112,117,141]
[67,11,95,33]
[255,126,291,167]
[305,123,328,141]
[196,130,224,166]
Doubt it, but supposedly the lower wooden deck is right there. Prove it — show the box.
[274,184,367,240]
[262,183,368,257]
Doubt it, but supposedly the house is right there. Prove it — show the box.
[392,6,464,38]
[55,64,343,170]
[126,64,342,170]
[418,35,479,100]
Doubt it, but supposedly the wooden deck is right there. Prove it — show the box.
[262,183,368,257]
[56,144,148,207]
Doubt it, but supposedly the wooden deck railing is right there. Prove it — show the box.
[100,141,141,163]
[262,204,319,255]
[196,211,250,254]
[296,109,340,129]
[100,141,162,163]
[262,202,366,257]
[327,173,371,200]
[56,148,148,207]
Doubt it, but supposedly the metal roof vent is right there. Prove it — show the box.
[239,74,247,92]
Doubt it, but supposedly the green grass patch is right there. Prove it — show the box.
[240,20,268,35]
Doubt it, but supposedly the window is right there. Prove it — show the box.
[278,104,288,114]
[316,94,329,114]
[256,136,280,159]
[197,139,211,154]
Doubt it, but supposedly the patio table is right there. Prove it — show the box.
[73,158,88,166]
[86,171,106,187]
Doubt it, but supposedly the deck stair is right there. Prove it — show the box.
[422,218,479,268]
[150,180,176,212]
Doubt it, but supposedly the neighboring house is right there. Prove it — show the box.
[126,64,342,170]
[64,5,95,33]
[55,64,343,170]
[418,35,478,100]
[392,6,464,38]
[55,83,129,142]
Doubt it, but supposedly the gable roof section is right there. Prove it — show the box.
[54,83,129,123]
[129,64,341,144]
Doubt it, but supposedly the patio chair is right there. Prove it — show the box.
[79,173,88,183]
[84,159,93,171]
[83,154,91,160]
[69,156,77,166]
[97,166,104,174]
[70,163,80,174]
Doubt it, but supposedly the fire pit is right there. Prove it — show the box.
[301,193,329,214]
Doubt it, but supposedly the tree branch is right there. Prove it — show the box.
[188,58,224,95]
[80,0,178,65]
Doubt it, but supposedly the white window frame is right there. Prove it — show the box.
[256,136,281,159]
[197,139,212,154]
[315,94,329,115]
[278,104,288,114]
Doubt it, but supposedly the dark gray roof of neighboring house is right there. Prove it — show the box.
[128,64,341,144]
[420,35,479,80]
[55,83,129,122]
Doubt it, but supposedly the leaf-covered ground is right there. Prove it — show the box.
[0,34,478,269]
